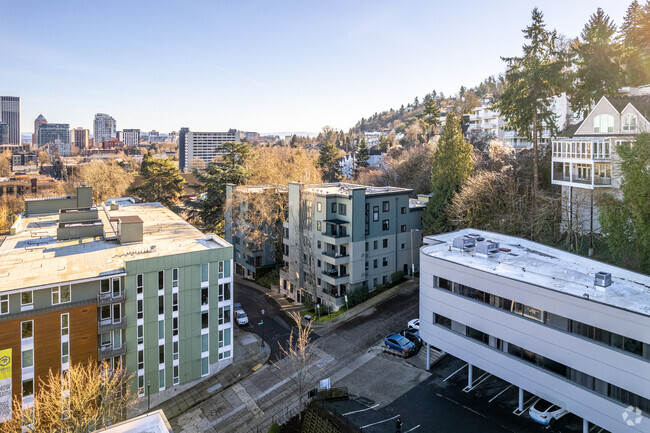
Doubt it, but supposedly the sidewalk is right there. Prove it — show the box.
[152,330,270,420]
[234,275,304,316]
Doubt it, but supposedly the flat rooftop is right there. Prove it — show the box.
[304,183,412,197]
[0,200,230,293]
[422,229,650,317]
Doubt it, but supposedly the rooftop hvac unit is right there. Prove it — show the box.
[594,271,612,288]
[452,236,476,251]
[476,240,500,256]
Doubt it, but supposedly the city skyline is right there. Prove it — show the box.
[1,1,631,135]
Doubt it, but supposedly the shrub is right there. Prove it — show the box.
[391,270,406,283]
[268,423,281,433]
[346,286,369,308]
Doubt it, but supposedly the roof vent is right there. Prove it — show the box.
[594,271,612,288]
[452,236,476,251]
[476,240,500,256]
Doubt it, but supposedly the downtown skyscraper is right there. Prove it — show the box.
[93,113,116,144]
[0,96,20,144]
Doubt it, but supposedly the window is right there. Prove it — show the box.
[401,243,406,249]
[173,341,179,360]
[137,350,144,370]
[21,321,33,339]
[331,202,337,213]
[172,268,179,288]
[112,304,121,323]
[136,274,144,294]
[0,294,8,314]
[224,328,231,346]
[172,292,179,312]
[382,220,389,231]
[401,225,406,232]
[159,345,165,364]
[22,349,33,368]
[21,291,33,308]
[100,305,111,321]
[112,278,120,297]
[158,271,164,291]
[137,300,144,319]
[593,114,614,133]
[218,261,224,279]
[172,317,179,336]
[61,341,69,364]
[622,113,637,132]
[173,365,179,385]
[201,264,209,283]
[218,330,224,348]
[113,330,122,348]
[201,357,209,376]
[158,320,165,340]
[373,240,378,250]
[201,287,209,306]
[101,332,111,347]
[219,306,231,325]
[382,201,389,212]
[100,279,110,294]
[401,207,406,214]
[22,379,34,399]
[382,239,388,248]
[158,295,164,315]
[219,283,231,302]
[373,206,379,221]
[383,257,388,267]
[52,285,71,304]
[137,325,144,344]
[201,334,209,353]
[339,203,346,215]
[365,262,368,271]
[365,242,368,252]
[316,221,321,231]
[61,313,69,337]
[202,312,209,329]
[159,368,165,390]
[317,202,322,212]
[373,259,378,269]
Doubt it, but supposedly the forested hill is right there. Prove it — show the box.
[350,75,505,135]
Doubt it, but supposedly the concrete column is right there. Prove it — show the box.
[518,387,524,412]
[468,364,473,389]
[583,419,589,433]
[426,343,430,370]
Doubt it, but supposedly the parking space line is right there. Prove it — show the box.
[513,396,538,416]
[404,425,421,432]
[489,384,513,403]
[463,372,491,392]
[360,414,400,429]
[342,404,379,416]
[443,363,468,382]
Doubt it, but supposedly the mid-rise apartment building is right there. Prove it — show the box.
[0,96,20,145]
[552,88,650,234]
[420,229,649,432]
[224,184,287,279]
[0,185,234,421]
[120,129,141,147]
[72,127,90,149]
[280,182,424,310]
[178,128,242,172]
[94,113,117,145]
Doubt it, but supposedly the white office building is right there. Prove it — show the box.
[178,128,242,171]
[120,128,140,146]
[94,113,117,144]
[420,229,649,432]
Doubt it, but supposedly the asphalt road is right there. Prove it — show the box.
[233,280,295,363]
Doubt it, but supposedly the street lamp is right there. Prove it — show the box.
[344,295,349,313]
[316,304,320,320]
[260,309,265,348]
[146,380,151,411]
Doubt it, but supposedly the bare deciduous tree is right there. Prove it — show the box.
[0,361,135,433]
[67,160,134,203]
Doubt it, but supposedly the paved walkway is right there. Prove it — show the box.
[152,330,270,420]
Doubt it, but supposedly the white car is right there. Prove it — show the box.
[235,309,249,326]
[408,318,419,330]
[529,398,568,426]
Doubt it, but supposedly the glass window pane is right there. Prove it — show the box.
[22,349,33,368]
[201,357,208,375]
[201,334,209,352]
[201,264,209,282]
[23,379,34,397]
[21,321,32,339]
[21,291,32,305]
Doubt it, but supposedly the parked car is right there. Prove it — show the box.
[235,309,249,326]
[384,334,415,356]
[233,302,243,312]
[399,328,422,350]
[529,398,569,426]
[408,318,419,330]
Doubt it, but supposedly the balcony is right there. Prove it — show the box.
[320,232,350,245]
[321,270,349,285]
[594,176,612,186]
[98,317,127,333]
[97,292,125,306]
[321,250,349,265]
[98,343,127,360]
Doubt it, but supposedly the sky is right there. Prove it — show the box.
[0,0,632,136]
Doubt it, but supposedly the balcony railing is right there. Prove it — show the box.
[321,250,348,259]
[98,343,127,360]
[97,292,125,306]
[594,176,612,186]
[322,270,349,279]
[552,174,594,185]
[98,317,127,333]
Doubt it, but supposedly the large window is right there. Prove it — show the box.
[136,274,144,294]
[593,114,614,133]
[0,294,8,314]
[382,201,389,212]
[52,285,71,305]
[622,113,637,132]
[201,264,209,283]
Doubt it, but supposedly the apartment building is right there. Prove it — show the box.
[178,128,242,172]
[0,185,234,422]
[551,88,650,234]
[120,129,141,147]
[420,229,649,433]
[72,127,90,149]
[224,184,286,280]
[280,182,424,310]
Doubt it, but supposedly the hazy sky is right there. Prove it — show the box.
[1,1,631,135]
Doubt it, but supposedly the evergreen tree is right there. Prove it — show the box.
[599,133,650,273]
[423,98,441,139]
[569,8,623,118]
[619,0,650,86]
[355,139,370,169]
[132,153,185,209]
[494,8,566,192]
[423,112,474,234]
[317,139,342,182]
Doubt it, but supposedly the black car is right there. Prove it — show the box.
[399,328,423,351]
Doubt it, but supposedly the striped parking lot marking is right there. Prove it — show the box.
[443,363,468,382]
[342,404,379,416]
[404,425,421,432]
[360,414,400,429]
[489,384,513,403]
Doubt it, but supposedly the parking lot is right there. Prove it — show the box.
[330,354,610,433]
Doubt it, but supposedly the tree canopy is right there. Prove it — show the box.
[131,152,185,209]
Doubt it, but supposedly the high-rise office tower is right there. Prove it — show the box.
[93,113,116,144]
[0,96,20,144]
[32,114,47,146]
[72,127,90,149]
[37,123,70,147]
[0,123,9,145]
